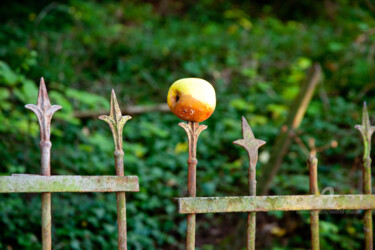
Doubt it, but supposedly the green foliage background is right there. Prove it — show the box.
[1,0,375,249]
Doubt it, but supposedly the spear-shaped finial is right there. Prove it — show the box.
[99,89,132,151]
[25,77,62,141]
[355,102,375,152]
[233,116,266,169]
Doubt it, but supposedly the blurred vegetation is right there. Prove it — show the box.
[1,0,375,249]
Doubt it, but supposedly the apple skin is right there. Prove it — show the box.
[167,78,216,122]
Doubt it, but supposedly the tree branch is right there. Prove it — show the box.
[74,103,170,118]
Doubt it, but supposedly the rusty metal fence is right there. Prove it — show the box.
[1,78,375,250]
[0,78,139,250]
[176,105,375,250]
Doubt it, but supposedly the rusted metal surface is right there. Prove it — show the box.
[0,175,139,193]
[100,90,132,250]
[25,78,61,250]
[233,117,265,250]
[179,121,207,250]
[308,156,319,250]
[355,102,374,250]
[178,194,375,214]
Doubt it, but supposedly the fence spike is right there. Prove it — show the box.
[233,116,266,170]
[355,102,374,250]
[25,77,62,141]
[25,77,61,250]
[179,121,207,250]
[233,116,266,250]
[99,89,132,150]
[99,89,131,250]
[355,102,375,147]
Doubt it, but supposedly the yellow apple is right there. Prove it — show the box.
[167,78,216,122]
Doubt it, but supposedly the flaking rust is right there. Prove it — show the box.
[25,78,61,250]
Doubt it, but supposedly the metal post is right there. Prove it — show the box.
[25,78,62,250]
[179,121,207,250]
[247,165,256,250]
[308,155,319,250]
[233,117,265,250]
[100,90,132,250]
[355,102,374,250]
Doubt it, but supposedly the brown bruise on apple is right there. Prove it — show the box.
[168,93,214,122]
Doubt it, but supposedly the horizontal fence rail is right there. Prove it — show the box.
[177,194,375,214]
[0,175,139,193]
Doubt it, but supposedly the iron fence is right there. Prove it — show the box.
[176,105,375,250]
[0,78,139,250]
[0,77,374,250]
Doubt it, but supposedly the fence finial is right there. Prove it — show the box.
[99,89,132,151]
[25,77,62,141]
[233,116,266,168]
[355,102,375,146]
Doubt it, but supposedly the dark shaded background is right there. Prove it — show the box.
[1,0,375,249]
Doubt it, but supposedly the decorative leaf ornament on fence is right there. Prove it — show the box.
[0,78,139,250]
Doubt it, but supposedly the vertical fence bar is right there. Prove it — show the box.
[115,151,127,250]
[308,155,320,250]
[247,162,256,250]
[25,78,61,250]
[355,102,374,250]
[100,90,132,250]
[233,117,265,250]
[179,121,207,250]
